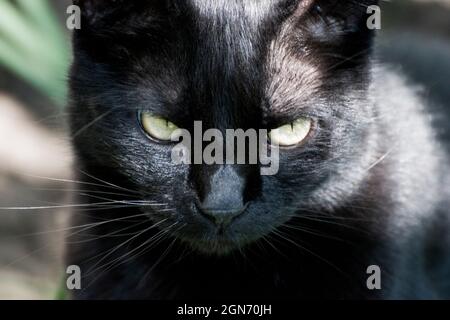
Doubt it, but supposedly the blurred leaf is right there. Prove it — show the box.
[54,276,68,300]
[17,0,68,49]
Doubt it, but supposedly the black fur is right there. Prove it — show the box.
[68,0,450,299]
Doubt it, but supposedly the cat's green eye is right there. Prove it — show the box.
[269,118,312,147]
[140,112,179,142]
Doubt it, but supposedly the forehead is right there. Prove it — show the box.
[189,0,278,20]
[179,1,286,125]
[184,0,284,58]
[75,0,371,126]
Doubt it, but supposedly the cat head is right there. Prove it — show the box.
[70,0,379,254]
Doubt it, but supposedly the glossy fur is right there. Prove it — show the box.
[68,0,450,299]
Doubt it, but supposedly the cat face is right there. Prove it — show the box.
[70,0,378,254]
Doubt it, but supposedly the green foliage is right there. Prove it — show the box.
[0,0,70,106]
[54,276,68,300]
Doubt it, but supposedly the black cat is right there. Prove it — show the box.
[67,0,450,299]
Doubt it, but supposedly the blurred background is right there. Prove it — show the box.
[0,0,449,299]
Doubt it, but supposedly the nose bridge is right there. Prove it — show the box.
[199,165,245,211]
[187,4,266,218]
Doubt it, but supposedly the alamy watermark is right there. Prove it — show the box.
[66,5,382,31]
[169,121,280,176]
[66,5,81,30]
[366,265,382,290]
[66,265,81,290]
[367,5,382,30]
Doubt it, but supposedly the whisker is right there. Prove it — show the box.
[0,202,127,211]
[28,187,141,198]
[15,173,129,191]
[271,229,347,277]
[139,232,183,288]
[78,169,142,195]
[81,223,178,292]
[364,145,397,173]
[280,223,350,243]
[101,223,180,275]
[14,213,149,238]
[71,109,114,138]
[291,214,372,235]
[66,219,151,245]
[83,219,171,276]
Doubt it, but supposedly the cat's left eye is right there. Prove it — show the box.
[269,118,312,147]
[140,112,179,142]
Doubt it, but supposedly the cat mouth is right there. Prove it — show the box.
[147,201,271,255]
[183,235,245,256]
[172,205,256,255]
[195,202,250,233]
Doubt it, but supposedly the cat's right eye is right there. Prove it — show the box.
[140,112,179,142]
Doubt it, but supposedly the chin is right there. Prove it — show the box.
[175,221,264,256]
[186,237,243,256]
[155,203,286,256]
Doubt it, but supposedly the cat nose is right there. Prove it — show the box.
[199,205,248,228]
[197,166,248,227]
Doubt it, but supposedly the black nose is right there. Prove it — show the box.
[199,205,248,228]
[197,166,249,228]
